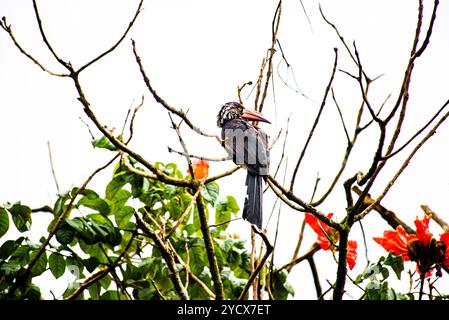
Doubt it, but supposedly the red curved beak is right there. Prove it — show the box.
[242,108,271,124]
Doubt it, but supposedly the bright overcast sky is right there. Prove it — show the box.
[1,0,449,299]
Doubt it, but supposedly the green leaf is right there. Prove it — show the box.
[88,282,101,300]
[100,290,119,300]
[30,250,48,277]
[272,269,295,300]
[365,280,396,300]
[8,203,32,232]
[83,257,99,273]
[108,190,132,216]
[114,206,135,229]
[53,191,71,216]
[99,275,112,289]
[91,135,117,151]
[0,207,9,238]
[188,244,207,275]
[0,240,17,260]
[214,196,239,232]
[161,163,181,178]
[49,253,66,279]
[202,182,219,205]
[56,225,75,245]
[9,244,31,266]
[221,268,246,299]
[135,287,155,300]
[25,284,41,300]
[216,196,240,214]
[384,252,404,280]
[78,196,110,216]
[105,173,129,200]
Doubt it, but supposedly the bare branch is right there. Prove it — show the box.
[31,0,72,70]
[167,147,230,162]
[237,81,253,104]
[277,242,320,272]
[238,226,273,300]
[168,113,194,178]
[290,48,338,191]
[126,95,145,144]
[352,186,414,233]
[165,185,203,239]
[132,40,218,139]
[195,193,225,299]
[267,176,343,231]
[0,17,68,77]
[382,99,449,160]
[413,0,440,59]
[357,105,449,221]
[135,213,189,300]
[308,256,322,298]
[77,0,144,74]
[47,141,60,194]
[258,0,282,113]
[421,205,449,232]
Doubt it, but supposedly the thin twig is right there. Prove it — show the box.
[239,226,273,300]
[421,205,449,232]
[168,112,194,178]
[356,104,449,221]
[0,17,68,77]
[132,40,218,139]
[165,185,203,239]
[258,0,282,113]
[277,242,320,272]
[167,147,230,162]
[47,141,60,193]
[308,257,322,298]
[290,48,338,191]
[77,0,144,74]
[135,213,189,300]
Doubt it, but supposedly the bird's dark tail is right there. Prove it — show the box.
[242,172,263,229]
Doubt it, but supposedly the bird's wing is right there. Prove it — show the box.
[222,119,270,176]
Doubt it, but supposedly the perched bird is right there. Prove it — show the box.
[217,102,270,229]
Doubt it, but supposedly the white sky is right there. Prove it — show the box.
[1,0,449,300]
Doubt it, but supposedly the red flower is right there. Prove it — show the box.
[414,215,432,247]
[187,159,209,180]
[347,240,358,271]
[373,225,413,261]
[439,233,449,269]
[305,212,334,250]
[374,215,449,277]
[305,213,358,270]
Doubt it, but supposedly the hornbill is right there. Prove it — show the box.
[217,102,270,229]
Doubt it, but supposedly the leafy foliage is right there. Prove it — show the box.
[355,252,412,300]
[0,159,293,300]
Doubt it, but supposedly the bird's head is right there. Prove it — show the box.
[216,102,270,127]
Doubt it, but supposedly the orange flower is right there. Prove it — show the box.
[373,225,413,261]
[374,215,449,277]
[305,212,334,250]
[305,213,358,270]
[414,215,432,247]
[187,159,209,180]
[439,233,449,269]
[346,240,358,271]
